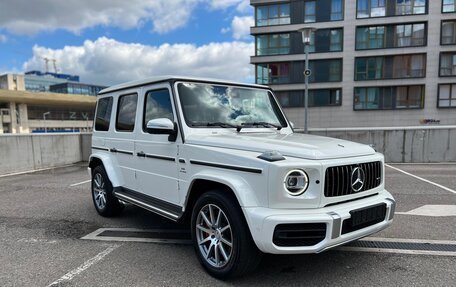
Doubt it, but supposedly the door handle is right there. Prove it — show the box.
[110,148,118,153]
[137,151,146,157]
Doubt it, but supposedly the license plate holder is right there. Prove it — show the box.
[342,203,387,234]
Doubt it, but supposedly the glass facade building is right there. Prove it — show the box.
[250,0,456,128]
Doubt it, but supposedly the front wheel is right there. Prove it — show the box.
[191,191,262,279]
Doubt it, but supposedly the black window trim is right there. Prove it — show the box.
[355,0,428,20]
[142,87,176,133]
[115,93,139,133]
[353,53,427,81]
[437,83,456,108]
[354,21,428,51]
[94,96,113,132]
[353,84,425,111]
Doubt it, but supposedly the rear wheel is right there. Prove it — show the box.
[191,191,262,279]
[91,165,123,217]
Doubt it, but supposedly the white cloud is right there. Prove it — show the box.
[0,34,6,43]
[208,0,251,13]
[23,37,254,85]
[0,0,253,36]
[0,0,200,35]
[231,16,254,40]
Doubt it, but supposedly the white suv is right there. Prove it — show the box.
[89,76,395,278]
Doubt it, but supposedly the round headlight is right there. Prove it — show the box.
[284,169,309,196]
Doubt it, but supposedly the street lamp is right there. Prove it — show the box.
[43,112,50,133]
[298,27,316,134]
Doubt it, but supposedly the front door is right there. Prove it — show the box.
[134,84,180,205]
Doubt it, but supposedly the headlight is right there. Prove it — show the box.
[284,169,309,196]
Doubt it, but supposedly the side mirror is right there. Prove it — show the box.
[290,122,295,128]
[146,118,178,142]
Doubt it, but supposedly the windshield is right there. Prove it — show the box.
[177,82,287,129]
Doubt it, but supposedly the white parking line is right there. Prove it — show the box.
[81,228,192,245]
[395,205,456,217]
[385,164,456,194]
[47,244,119,287]
[70,179,91,187]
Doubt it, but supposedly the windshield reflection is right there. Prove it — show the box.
[177,82,286,128]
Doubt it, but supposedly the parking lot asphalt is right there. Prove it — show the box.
[0,163,455,286]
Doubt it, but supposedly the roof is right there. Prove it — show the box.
[0,89,96,107]
[99,75,269,95]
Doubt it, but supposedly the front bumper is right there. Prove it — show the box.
[243,190,395,254]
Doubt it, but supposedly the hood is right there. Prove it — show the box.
[186,132,376,160]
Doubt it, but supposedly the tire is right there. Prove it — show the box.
[191,191,262,279]
[91,165,124,217]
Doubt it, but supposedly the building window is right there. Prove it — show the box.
[331,0,344,20]
[438,84,456,107]
[440,52,456,76]
[396,0,426,15]
[304,1,316,23]
[355,54,426,80]
[443,0,456,13]
[356,23,426,50]
[357,0,386,18]
[357,0,426,18]
[395,23,426,47]
[308,28,343,53]
[356,26,385,49]
[256,63,290,84]
[256,4,290,26]
[442,20,456,45]
[354,85,424,110]
[309,59,342,83]
[116,94,138,132]
[275,89,342,108]
[304,0,344,23]
[256,33,290,56]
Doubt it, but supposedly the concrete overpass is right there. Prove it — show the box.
[0,89,96,134]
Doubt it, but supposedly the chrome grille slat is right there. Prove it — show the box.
[324,161,382,197]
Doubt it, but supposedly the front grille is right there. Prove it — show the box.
[273,223,326,247]
[324,161,382,197]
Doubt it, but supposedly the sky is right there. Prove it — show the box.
[0,0,255,86]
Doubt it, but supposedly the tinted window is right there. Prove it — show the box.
[95,97,113,131]
[143,89,174,130]
[116,94,138,132]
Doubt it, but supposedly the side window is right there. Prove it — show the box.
[95,97,113,131]
[116,94,138,132]
[143,89,174,130]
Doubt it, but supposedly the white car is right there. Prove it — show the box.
[89,76,395,279]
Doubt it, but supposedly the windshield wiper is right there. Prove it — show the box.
[241,122,283,131]
[191,122,241,131]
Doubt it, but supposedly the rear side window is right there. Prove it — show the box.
[95,97,113,131]
[143,89,174,131]
[116,94,138,132]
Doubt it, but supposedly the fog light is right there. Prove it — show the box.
[284,169,309,196]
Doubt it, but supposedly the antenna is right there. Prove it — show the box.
[39,56,58,73]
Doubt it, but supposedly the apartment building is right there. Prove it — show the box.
[250,0,456,128]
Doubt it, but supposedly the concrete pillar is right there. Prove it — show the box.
[18,104,29,133]
[9,102,18,134]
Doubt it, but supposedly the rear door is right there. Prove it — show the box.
[105,91,139,191]
[134,83,181,205]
